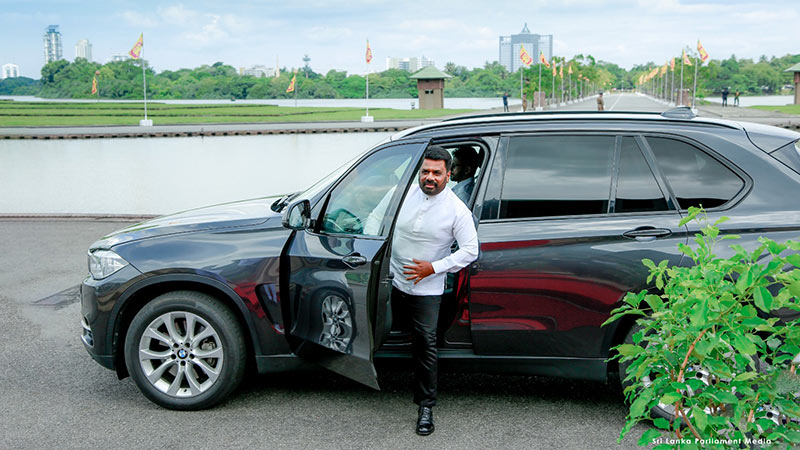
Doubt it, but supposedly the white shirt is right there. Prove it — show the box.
[390,184,479,296]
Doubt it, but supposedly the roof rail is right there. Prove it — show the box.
[660,107,696,120]
[442,110,661,122]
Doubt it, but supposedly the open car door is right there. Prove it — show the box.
[282,140,428,389]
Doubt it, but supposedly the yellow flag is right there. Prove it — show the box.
[539,52,550,68]
[697,40,709,63]
[519,44,533,66]
[683,50,692,66]
[91,76,97,95]
[366,40,372,64]
[129,33,143,60]
[286,74,296,93]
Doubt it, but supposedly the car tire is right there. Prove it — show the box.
[619,324,675,422]
[124,290,246,410]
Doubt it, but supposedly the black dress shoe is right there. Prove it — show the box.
[416,406,434,436]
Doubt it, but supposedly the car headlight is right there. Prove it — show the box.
[88,250,129,280]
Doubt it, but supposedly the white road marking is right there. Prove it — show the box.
[608,94,623,111]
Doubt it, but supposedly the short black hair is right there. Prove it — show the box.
[423,145,452,171]
[453,146,480,170]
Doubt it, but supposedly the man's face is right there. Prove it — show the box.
[450,155,471,182]
[419,158,450,196]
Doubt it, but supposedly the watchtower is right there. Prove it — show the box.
[785,62,800,105]
[409,66,452,109]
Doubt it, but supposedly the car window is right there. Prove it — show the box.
[646,137,744,210]
[320,144,417,236]
[500,135,614,219]
[615,137,670,213]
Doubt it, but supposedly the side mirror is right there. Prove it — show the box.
[282,199,312,230]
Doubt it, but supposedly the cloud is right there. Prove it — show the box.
[119,10,158,28]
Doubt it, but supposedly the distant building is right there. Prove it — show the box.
[386,56,434,73]
[109,54,131,62]
[2,63,20,79]
[75,39,92,62]
[239,65,277,77]
[43,25,63,64]
[499,23,553,72]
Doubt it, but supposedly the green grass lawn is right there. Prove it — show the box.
[0,101,475,126]
[750,105,800,115]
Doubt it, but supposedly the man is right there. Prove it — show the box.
[450,146,480,205]
[390,146,479,436]
[596,92,604,111]
[734,89,741,107]
[722,87,729,107]
[502,92,509,112]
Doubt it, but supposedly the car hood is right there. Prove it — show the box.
[90,196,284,250]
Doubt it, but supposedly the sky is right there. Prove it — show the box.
[1,0,798,79]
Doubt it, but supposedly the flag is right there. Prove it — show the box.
[365,40,372,64]
[559,64,563,79]
[539,52,550,68]
[519,44,533,67]
[129,33,143,60]
[552,61,556,77]
[91,76,97,95]
[568,64,573,75]
[670,58,675,71]
[682,50,692,66]
[286,74,296,93]
[660,64,667,76]
[697,40,709,63]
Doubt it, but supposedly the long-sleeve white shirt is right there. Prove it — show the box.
[390,183,479,296]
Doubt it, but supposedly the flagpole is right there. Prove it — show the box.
[692,55,698,111]
[671,63,675,105]
[141,33,147,122]
[520,68,523,111]
[680,54,685,106]
[551,66,555,109]
[538,63,541,107]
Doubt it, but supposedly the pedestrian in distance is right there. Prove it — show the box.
[386,146,479,436]
[596,92,605,111]
[502,92,509,112]
[734,89,741,107]
[722,87,729,107]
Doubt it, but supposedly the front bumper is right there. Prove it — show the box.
[80,264,142,370]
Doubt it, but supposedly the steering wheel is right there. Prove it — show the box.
[324,208,363,234]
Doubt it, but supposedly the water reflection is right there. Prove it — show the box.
[0,132,394,215]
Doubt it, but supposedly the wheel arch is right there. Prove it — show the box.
[111,274,261,379]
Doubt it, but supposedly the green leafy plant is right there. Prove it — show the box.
[605,207,800,449]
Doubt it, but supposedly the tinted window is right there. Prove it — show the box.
[320,144,417,236]
[771,140,800,175]
[615,137,669,213]
[647,137,744,209]
[500,135,614,219]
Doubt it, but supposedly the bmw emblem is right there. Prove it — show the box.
[178,349,187,359]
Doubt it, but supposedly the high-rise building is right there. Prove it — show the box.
[75,39,92,62]
[239,65,277,77]
[499,23,553,72]
[1,63,20,79]
[43,25,63,64]
[385,56,434,73]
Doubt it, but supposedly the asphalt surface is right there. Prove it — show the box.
[0,218,651,449]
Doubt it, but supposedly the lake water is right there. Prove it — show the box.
[0,96,520,110]
[1,133,395,215]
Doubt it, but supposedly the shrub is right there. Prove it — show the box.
[606,207,800,449]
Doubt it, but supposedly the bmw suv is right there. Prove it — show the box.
[81,108,800,410]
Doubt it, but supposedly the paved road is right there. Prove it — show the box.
[0,219,650,449]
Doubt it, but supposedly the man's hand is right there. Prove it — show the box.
[403,259,434,284]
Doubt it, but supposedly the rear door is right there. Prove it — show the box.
[282,140,427,388]
[470,133,688,358]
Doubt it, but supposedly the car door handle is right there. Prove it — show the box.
[622,227,672,242]
[342,253,367,268]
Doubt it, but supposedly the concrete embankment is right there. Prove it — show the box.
[0,120,441,140]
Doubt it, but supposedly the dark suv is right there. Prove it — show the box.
[81,108,800,410]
